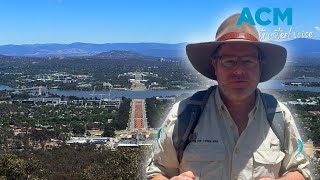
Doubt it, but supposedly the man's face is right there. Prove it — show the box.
[212,43,260,101]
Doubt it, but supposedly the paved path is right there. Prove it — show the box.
[129,99,147,130]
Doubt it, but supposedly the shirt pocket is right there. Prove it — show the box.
[252,149,285,180]
[180,143,226,180]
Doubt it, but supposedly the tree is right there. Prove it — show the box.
[0,153,42,179]
[113,97,131,130]
[102,129,115,137]
[71,122,85,136]
[102,123,115,137]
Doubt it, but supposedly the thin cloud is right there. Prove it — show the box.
[315,26,320,31]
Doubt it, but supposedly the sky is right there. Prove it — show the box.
[0,0,319,45]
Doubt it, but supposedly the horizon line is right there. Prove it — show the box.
[0,38,318,46]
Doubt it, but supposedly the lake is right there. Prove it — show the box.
[1,79,319,99]
[0,85,14,91]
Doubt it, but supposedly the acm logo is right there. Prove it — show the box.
[237,7,292,26]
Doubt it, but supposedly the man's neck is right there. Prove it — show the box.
[219,89,257,134]
[219,89,256,112]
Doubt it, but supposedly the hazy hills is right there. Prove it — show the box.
[0,39,318,60]
[0,42,187,58]
[280,38,320,57]
[93,50,154,60]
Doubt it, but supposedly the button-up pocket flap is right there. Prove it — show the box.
[253,150,285,164]
[183,143,226,162]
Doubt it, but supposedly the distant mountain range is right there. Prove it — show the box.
[272,38,320,57]
[94,50,154,60]
[0,38,318,58]
[0,42,187,58]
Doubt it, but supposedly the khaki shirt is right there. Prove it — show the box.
[146,89,312,180]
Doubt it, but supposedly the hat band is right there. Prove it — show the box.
[217,32,258,42]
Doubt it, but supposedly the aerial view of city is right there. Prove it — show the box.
[0,0,319,179]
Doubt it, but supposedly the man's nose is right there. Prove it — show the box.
[232,62,246,75]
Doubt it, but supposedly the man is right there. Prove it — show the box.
[146,14,312,180]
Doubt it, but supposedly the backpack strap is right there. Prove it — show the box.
[261,92,285,151]
[173,85,217,163]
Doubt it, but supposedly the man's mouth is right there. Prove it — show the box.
[230,80,248,83]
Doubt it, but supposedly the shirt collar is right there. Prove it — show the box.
[215,88,226,112]
[215,87,261,117]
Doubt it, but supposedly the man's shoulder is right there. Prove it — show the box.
[165,88,213,123]
[259,91,293,122]
[161,99,189,130]
[169,94,196,118]
[175,87,217,115]
[277,101,294,123]
[259,91,289,110]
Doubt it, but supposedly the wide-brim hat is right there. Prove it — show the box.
[186,13,287,82]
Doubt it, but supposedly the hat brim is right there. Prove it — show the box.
[186,41,287,82]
